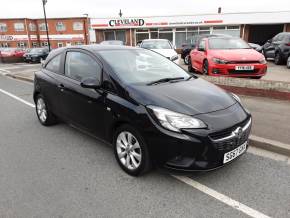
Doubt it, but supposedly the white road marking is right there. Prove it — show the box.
[0,69,10,75]
[247,146,290,164]
[0,88,35,108]
[172,175,272,218]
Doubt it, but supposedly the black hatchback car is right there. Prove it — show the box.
[34,45,252,176]
[263,32,290,66]
[24,47,49,63]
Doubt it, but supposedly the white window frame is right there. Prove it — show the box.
[29,23,37,31]
[39,23,48,31]
[14,22,25,32]
[32,42,39,48]
[57,42,64,48]
[17,42,27,48]
[56,22,66,31]
[41,41,49,47]
[0,23,7,32]
[73,22,83,31]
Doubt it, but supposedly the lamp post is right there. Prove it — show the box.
[42,0,51,51]
[83,13,89,45]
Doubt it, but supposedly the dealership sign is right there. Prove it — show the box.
[0,35,29,41]
[109,18,145,27]
[91,11,290,29]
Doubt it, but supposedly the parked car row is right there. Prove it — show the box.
[0,47,50,63]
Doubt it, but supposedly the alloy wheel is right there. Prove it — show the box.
[184,55,189,65]
[116,131,142,170]
[203,61,208,75]
[36,97,47,123]
[287,56,290,69]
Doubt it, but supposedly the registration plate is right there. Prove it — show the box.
[235,66,254,71]
[223,142,247,164]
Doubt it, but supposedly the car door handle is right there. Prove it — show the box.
[58,84,65,92]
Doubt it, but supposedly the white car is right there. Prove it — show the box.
[139,39,179,64]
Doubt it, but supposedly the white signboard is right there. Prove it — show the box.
[91,11,290,29]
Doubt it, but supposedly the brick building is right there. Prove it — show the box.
[0,17,89,49]
[91,11,290,48]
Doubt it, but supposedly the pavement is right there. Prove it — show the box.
[179,59,290,83]
[0,74,290,217]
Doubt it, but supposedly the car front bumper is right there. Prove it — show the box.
[141,103,251,171]
[208,62,267,78]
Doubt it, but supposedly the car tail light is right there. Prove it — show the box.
[285,43,290,46]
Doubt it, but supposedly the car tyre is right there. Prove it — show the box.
[184,55,189,65]
[113,124,152,176]
[35,94,58,126]
[203,60,209,75]
[251,76,262,79]
[287,56,290,69]
[274,52,283,65]
[188,57,195,73]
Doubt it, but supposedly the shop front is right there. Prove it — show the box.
[91,11,290,48]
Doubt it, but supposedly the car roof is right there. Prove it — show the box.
[142,39,169,42]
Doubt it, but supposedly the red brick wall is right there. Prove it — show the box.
[0,17,89,49]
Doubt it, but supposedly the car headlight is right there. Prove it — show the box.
[170,55,178,61]
[259,58,267,64]
[147,105,207,132]
[212,58,228,64]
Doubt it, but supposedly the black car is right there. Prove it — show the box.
[181,34,233,65]
[248,43,263,53]
[24,47,49,63]
[263,32,290,66]
[33,45,252,176]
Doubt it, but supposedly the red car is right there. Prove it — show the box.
[0,48,25,58]
[188,37,267,79]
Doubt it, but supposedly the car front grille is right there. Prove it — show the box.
[227,61,259,64]
[228,69,259,74]
[209,118,252,151]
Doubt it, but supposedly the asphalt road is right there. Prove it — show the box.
[0,75,290,218]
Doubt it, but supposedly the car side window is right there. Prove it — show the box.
[45,54,62,73]
[198,40,206,50]
[65,51,101,82]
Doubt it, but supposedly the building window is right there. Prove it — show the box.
[17,42,27,48]
[56,22,66,31]
[0,23,7,32]
[29,23,37,31]
[32,42,39,48]
[73,22,83,31]
[0,43,9,48]
[104,30,126,44]
[39,23,48,31]
[41,41,48,47]
[57,42,64,48]
[14,23,25,32]
[75,42,83,45]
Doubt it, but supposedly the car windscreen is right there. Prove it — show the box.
[99,49,190,85]
[100,41,123,45]
[141,41,172,49]
[209,38,251,49]
[30,48,46,53]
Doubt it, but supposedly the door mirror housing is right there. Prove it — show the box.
[267,39,272,43]
[80,78,101,89]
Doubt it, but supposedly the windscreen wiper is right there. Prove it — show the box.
[147,77,184,85]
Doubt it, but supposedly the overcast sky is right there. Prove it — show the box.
[1,0,290,18]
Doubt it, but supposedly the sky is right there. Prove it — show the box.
[1,0,290,18]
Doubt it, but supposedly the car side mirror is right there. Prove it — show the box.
[267,39,272,43]
[80,78,101,89]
